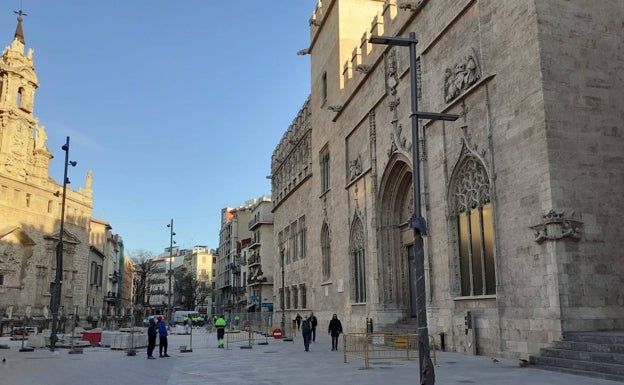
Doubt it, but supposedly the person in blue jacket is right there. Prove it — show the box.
[156,316,170,357]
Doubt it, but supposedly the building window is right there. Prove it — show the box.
[350,216,366,303]
[298,216,307,259]
[300,285,306,309]
[17,88,23,107]
[285,287,291,309]
[0,274,4,286]
[25,193,31,208]
[90,262,97,285]
[321,222,331,280]
[47,200,53,213]
[320,146,330,193]
[292,286,299,309]
[321,71,327,101]
[450,155,496,296]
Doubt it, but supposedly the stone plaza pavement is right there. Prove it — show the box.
[0,329,620,385]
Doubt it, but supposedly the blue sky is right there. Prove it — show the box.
[1,1,317,255]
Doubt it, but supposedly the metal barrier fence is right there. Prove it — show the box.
[225,329,254,349]
[342,332,437,369]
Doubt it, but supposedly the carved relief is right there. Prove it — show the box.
[348,155,363,182]
[530,209,583,243]
[384,49,410,158]
[444,50,481,103]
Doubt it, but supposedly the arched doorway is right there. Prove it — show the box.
[377,155,415,315]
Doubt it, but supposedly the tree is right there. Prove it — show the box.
[129,249,156,308]
[175,267,199,311]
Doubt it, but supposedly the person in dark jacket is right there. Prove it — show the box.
[328,314,343,351]
[157,316,170,357]
[301,316,312,351]
[295,313,302,330]
[147,318,157,359]
[309,312,318,342]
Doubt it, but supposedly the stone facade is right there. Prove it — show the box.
[0,14,94,322]
[271,0,624,358]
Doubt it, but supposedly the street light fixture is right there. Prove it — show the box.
[280,249,285,333]
[50,136,77,351]
[166,219,176,326]
[370,32,459,385]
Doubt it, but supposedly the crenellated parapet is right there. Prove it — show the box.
[270,97,312,207]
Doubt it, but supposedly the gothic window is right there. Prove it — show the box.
[450,155,496,296]
[300,284,307,309]
[293,286,299,309]
[321,71,328,102]
[285,287,291,309]
[299,216,307,258]
[320,145,330,193]
[350,216,366,303]
[321,222,331,281]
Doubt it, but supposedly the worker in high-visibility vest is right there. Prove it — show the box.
[215,316,227,348]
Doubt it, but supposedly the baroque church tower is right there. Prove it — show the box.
[0,11,93,322]
[0,10,52,181]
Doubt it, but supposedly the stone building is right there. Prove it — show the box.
[215,204,253,316]
[246,197,275,318]
[0,13,93,322]
[270,0,623,358]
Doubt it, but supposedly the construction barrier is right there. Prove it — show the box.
[342,332,437,369]
[225,329,254,349]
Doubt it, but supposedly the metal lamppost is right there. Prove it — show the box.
[166,219,176,326]
[50,136,77,351]
[370,32,459,385]
[280,249,285,333]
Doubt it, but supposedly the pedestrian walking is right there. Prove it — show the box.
[147,317,157,359]
[295,313,302,330]
[328,314,343,351]
[301,316,312,351]
[215,315,227,348]
[156,316,170,357]
[309,312,318,343]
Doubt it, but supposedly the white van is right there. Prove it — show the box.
[173,311,200,325]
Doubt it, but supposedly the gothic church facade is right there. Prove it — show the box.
[271,0,623,358]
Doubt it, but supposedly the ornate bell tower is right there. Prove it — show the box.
[0,10,52,182]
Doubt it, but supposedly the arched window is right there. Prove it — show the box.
[350,216,366,303]
[321,222,331,281]
[16,88,23,107]
[450,155,496,296]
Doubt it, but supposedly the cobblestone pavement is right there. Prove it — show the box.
[0,330,619,385]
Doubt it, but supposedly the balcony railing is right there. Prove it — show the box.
[248,215,274,230]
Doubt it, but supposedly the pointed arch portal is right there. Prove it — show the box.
[377,155,416,315]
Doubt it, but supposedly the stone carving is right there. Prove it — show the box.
[385,49,399,95]
[530,209,583,243]
[444,51,481,103]
[35,125,47,149]
[450,153,490,215]
[398,1,425,11]
[348,155,362,182]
